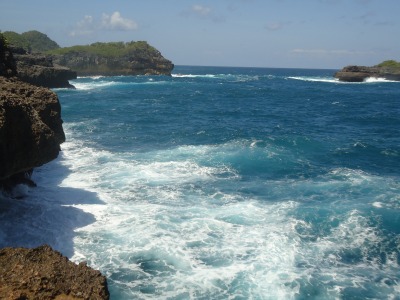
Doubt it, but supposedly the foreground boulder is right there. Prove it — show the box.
[0,245,109,299]
[0,76,65,181]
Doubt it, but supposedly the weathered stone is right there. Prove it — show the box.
[0,245,109,299]
[11,47,77,88]
[0,76,65,180]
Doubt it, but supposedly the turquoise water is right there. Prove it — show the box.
[1,66,399,299]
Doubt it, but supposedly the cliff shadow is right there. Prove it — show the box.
[0,154,104,259]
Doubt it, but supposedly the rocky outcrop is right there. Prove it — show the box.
[0,76,65,181]
[335,65,400,82]
[51,41,174,76]
[0,245,109,299]
[11,46,77,88]
[0,35,66,182]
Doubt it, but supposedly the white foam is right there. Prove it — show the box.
[288,76,340,83]
[364,77,398,83]
[72,81,117,90]
[172,74,216,78]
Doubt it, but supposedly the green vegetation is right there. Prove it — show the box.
[2,30,59,52]
[0,32,8,49]
[47,41,158,58]
[376,60,400,69]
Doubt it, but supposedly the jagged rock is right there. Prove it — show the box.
[335,65,400,82]
[11,47,77,88]
[0,245,110,299]
[0,76,65,180]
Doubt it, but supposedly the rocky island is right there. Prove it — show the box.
[0,33,110,299]
[335,60,400,82]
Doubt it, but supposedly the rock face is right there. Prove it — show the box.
[0,76,65,181]
[51,41,174,76]
[0,245,110,299]
[335,65,400,82]
[12,46,77,88]
[0,35,66,182]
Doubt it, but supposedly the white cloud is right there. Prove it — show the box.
[101,11,138,31]
[70,11,138,37]
[192,5,212,17]
[181,4,225,23]
[290,49,375,56]
[265,22,284,31]
[69,15,95,37]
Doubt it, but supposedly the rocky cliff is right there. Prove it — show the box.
[335,63,400,82]
[0,76,66,181]
[12,46,77,88]
[0,34,66,183]
[51,41,174,76]
[0,245,109,299]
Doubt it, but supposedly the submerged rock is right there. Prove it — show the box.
[0,245,110,299]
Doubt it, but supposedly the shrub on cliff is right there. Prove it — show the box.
[47,40,159,58]
[2,30,60,53]
[376,60,400,69]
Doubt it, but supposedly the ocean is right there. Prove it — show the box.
[0,66,399,299]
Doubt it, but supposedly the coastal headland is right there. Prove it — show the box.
[335,60,400,82]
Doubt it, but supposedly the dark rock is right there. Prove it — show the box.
[0,245,110,299]
[0,36,17,77]
[335,65,400,82]
[0,76,65,181]
[11,47,77,88]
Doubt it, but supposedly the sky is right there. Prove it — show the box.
[1,0,399,69]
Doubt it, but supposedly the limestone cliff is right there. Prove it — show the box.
[0,245,110,299]
[0,33,65,183]
[12,46,77,88]
[50,41,174,76]
[0,76,65,181]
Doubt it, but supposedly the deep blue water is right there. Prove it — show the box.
[1,66,399,299]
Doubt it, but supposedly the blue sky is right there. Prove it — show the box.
[1,0,399,69]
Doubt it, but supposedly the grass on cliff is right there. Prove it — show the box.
[47,41,159,58]
[376,60,400,69]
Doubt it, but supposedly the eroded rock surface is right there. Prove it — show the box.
[0,77,65,181]
[0,245,109,300]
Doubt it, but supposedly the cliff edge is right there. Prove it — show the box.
[0,33,66,182]
[0,76,66,181]
[12,46,77,88]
